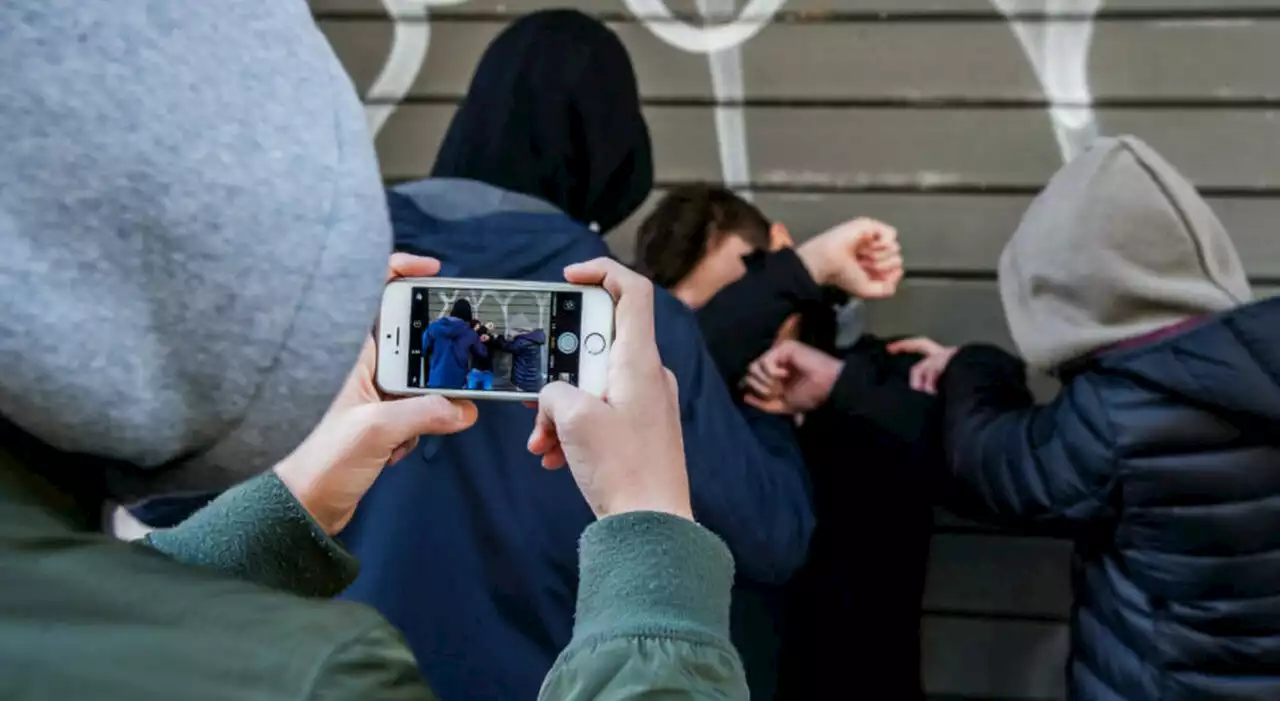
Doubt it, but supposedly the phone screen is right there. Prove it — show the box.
[407,285,584,393]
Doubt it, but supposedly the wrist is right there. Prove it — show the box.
[796,238,830,287]
[604,497,695,523]
[821,360,847,404]
[272,459,336,535]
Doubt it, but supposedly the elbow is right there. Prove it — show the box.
[716,499,815,585]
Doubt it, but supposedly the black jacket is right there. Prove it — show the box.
[695,249,940,700]
[938,297,1280,701]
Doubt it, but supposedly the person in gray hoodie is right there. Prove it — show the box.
[890,136,1280,701]
[0,3,747,700]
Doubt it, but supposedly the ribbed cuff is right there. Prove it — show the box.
[575,512,735,641]
[144,471,359,598]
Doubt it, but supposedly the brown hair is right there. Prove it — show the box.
[633,184,771,288]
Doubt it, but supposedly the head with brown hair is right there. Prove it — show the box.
[634,184,788,308]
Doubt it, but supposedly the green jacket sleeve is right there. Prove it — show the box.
[539,511,748,700]
[307,619,441,701]
[142,471,359,597]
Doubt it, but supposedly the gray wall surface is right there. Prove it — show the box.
[310,1,1280,698]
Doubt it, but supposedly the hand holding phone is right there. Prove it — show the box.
[377,277,615,401]
[275,253,478,535]
[528,259,693,521]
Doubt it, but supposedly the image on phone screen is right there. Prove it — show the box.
[407,286,583,393]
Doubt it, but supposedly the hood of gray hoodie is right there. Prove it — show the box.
[999,136,1252,372]
[0,2,390,502]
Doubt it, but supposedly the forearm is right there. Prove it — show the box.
[826,348,939,445]
[938,346,1105,531]
[539,512,748,701]
[143,470,359,597]
[696,249,823,387]
[688,406,815,583]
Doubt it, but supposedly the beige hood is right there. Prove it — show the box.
[999,136,1252,372]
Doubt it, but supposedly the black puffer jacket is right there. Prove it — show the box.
[940,297,1280,701]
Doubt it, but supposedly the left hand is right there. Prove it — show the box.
[274,253,479,534]
[887,337,959,395]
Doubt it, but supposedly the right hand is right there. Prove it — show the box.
[797,217,904,299]
[887,337,959,395]
[526,258,693,521]
[743,340,845,415]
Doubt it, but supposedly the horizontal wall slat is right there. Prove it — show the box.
[606,191,1280,280]
[865,279,1280,348]
[320,18,1280,103]
[310,0,1280,19]
[925,534,1072,619]
[922,616,1068,699]
[374,104,1280,189]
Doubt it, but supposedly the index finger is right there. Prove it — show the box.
[564,258,656,357]
[387,252,441,282]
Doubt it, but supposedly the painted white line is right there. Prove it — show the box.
[696,0,755,197]
[991,0,1102,162]
[365,0,469,138]
[626,0,788,197]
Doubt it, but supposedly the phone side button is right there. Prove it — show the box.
[585,333,606,355]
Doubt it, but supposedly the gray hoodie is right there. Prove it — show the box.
[0,2,390,501]
[999,136,1253,372]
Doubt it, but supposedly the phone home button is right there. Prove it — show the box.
[585,333,606,355]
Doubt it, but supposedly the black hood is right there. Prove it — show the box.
[449,298,473,323]
[430,9,653,234]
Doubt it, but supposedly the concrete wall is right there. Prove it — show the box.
[310,1,1280,698]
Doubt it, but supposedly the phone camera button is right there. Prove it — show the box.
[585,333,606,355]
[557,332,579,354]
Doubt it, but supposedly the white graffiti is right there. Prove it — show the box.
[991,0,1102,162]
[365,0,469,138]
[626,0,789,199]
[432,290,549,333]
[362,0,1099,178]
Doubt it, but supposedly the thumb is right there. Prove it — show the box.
[369,395,478,446]
[535,381,605,434]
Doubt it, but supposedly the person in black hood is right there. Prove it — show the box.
[423,299,487,390]
[428,8,653,233]
[327,9,816,701]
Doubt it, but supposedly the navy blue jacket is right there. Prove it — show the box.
[500,329,546,392]
[332,185,812,701]
[939,297,1280,701]
[424,316,486,389]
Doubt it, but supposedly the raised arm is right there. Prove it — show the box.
[696,249,824,389]
[938,345,1116,534]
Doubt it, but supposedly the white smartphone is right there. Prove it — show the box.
[376,277,615,401]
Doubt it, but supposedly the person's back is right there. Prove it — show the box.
[502,328,547,392]
[334,11,813,700]
[937,136,1280,700]
[424,304,482,389]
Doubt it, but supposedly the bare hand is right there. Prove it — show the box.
[887,336,959,395]
[797,218,904,299]
[526,258,693,521]
[274,253,479,534]
[743,340,845,415]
